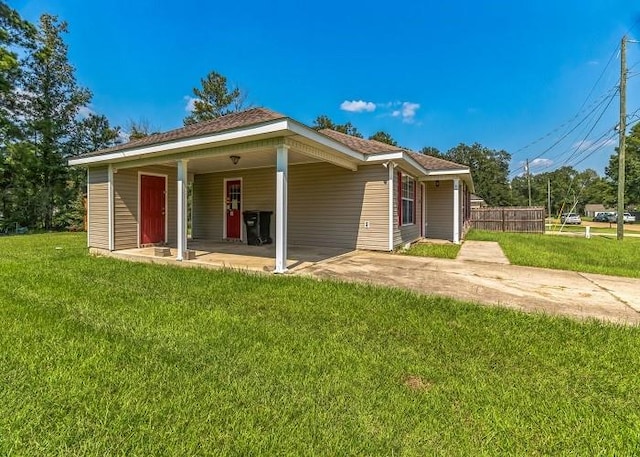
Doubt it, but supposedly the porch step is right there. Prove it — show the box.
[184,249,197,260]
[154,247,171,257]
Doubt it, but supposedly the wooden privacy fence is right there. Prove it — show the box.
[471,207,545,233]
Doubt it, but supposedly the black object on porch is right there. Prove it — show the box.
[243,211,273,245]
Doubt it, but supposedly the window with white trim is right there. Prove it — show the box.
[402,175,415,225]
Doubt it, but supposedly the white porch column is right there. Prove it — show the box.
[107,164,114,251]
[176,159,188,261]
[453,178,460,244]
[388,162,395,251]
[275,145,289,273]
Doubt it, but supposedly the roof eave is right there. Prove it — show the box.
[69,118,292,166]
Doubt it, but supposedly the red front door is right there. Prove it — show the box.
[140,175,166,245]
[226,179,241,239]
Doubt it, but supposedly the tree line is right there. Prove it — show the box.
[2,3,637,233]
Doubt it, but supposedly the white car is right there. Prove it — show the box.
[561,213,582,224]
[610,212,636,223]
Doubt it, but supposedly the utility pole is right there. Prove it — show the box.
[526,158,532,207]
[617,36,627,240]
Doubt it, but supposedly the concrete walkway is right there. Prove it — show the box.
[298,249,640,325]
[457,241,510,264]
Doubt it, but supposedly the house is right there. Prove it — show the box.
[69,108,473,273]
[584,203,613,217]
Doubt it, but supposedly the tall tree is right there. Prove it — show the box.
[183,71,247,125]
[444,143,511,206]
[72,113,121,154]
[368,131,397,146]
[0,2,35,139]
[0,3,35,227]
[20,14,91,229]
[311,115,363,138]
[605,122,640,208]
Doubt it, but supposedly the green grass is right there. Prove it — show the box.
[400,242,461,259]
[467,230,640,277]
[2,233,640,455]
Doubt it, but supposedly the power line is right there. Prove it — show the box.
[559,89,618,167]
[509,86,619,177]
[508,43,620,167]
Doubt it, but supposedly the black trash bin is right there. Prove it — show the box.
[243,210,273,246]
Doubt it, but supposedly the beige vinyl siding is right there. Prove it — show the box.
[87,166,109,249]
[113,169,137,250]
[289,163,388,250]
[193,167,275,241]
[193,162,390,250]
[393,169,421,248]
[425,180,453,240]
[113,165,177,250]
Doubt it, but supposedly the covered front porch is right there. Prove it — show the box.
[94,241,353,273]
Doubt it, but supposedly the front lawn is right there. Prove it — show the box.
[1,233,640,455]
[467,230,640,278]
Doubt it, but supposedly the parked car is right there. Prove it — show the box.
[593,212,612,222]
[561,213,582,224]
[608,212,636,223]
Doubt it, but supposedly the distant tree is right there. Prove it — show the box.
[183,70,247,125]
[368,130,397,146]
[510,166,605,215]
[127,118,158,140]
[605,122,640,208]
[444,143,511,206]
[72,113,120,154]
[311,115,363,138]
[20,14,91,229]
[419,146,443,158]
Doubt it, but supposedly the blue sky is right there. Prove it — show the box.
[13,0,640,176]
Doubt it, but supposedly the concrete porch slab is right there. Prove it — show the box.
[92,241,353,273]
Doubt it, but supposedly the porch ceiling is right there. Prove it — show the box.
[177,148,321,174]
[110,134,360,174]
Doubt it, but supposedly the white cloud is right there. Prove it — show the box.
[573,137,616,152]
[184,96,198,113]
[391,101,420,123]
[530,158,553,168]
[340,100,376,113]
[77,105,94,119]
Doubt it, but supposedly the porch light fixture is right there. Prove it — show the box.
[435,180,440,187]
[229,155,240,165]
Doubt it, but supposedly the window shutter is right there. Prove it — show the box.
[397,171,402,226]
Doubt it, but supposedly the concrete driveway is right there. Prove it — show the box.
[298,244,640,325]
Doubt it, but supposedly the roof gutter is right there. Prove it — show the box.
[364,151,429,177]
[69,118,293,166]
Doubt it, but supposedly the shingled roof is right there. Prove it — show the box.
[407,151,469,171]
[318,129,401,155]
[319,129,468,171]
[76,107,469,172]
[81,107,287,158]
